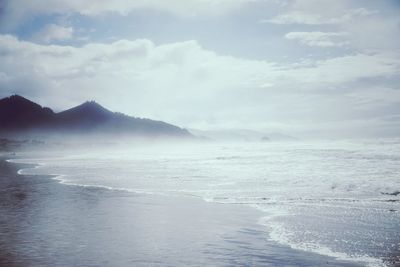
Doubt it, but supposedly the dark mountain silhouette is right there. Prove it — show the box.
[55,101,116,130]
[0,95,191,138]
[0,95,55,131]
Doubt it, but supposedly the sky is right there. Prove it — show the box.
[0,0,399,138]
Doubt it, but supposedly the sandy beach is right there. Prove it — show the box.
[0,155,369,267]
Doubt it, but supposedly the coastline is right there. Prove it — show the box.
[0,155,368,266]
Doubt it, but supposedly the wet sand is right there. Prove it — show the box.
[0,156,365,266]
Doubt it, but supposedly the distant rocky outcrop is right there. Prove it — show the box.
[0,95,192,138]
[261,136,270,142]
[188,128,296,142]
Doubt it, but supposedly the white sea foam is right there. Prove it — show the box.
[258,213,386,267]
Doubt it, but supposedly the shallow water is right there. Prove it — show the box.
[0,160,362,267]
[10,140,400,266]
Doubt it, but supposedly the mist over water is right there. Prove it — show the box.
[11,139,400,266]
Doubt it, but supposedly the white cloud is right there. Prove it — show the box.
[286,52,399,84]
[264,7,378,25]
[264,0,378,26]
[262,11,340,25]
[32,24,74,43]
[262,1,400,53]
[2,0,265,22]
[0,34,399,137]
[285,31,348,47]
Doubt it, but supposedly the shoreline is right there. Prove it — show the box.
[0,155,369,266]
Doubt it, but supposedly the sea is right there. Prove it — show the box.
[8,139,400,266]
